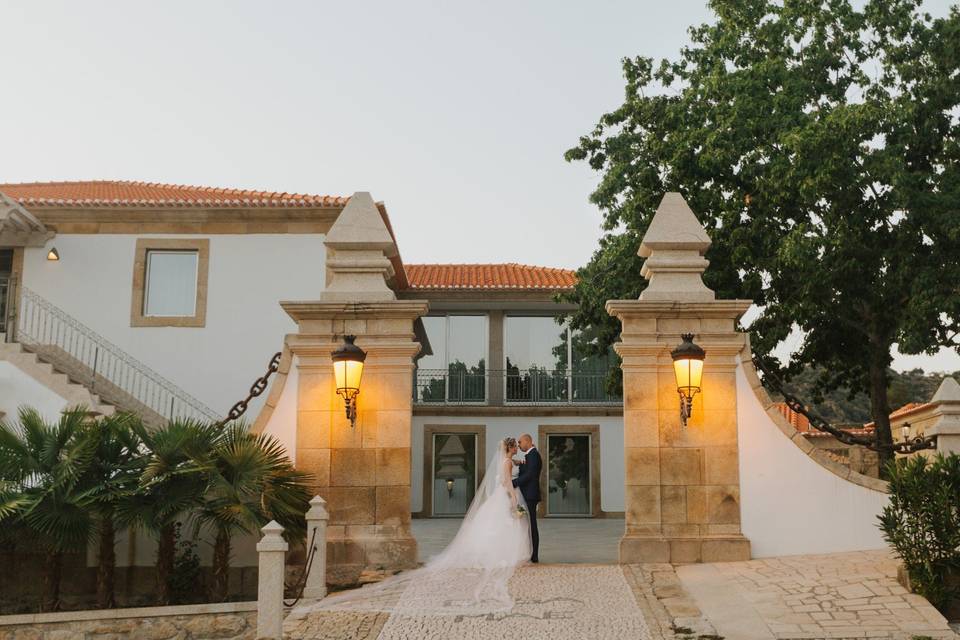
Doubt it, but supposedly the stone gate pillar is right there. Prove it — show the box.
[282,192,427,585]
[607,193,752,563]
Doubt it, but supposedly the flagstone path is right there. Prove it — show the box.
[677,549,957,640]
[283,546,958,640]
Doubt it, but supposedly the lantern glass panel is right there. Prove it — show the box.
[334,359,364,393]
[673,357,703,396]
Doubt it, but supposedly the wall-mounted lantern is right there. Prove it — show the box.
[46,247,60,261]
[901,423,911,443]
[445,478,455,498]
[671,333,705,427]
[331,335,365,428]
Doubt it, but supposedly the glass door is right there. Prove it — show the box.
[432,433,479,516]
[546,434,592,516]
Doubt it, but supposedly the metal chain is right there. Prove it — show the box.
[218,351,283,426]
[283,527,318,608]
[751,355,937,455]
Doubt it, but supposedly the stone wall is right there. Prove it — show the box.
[0,602,257,640]
[0,547,258,615]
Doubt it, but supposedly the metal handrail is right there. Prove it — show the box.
[413,368,621,405]
[15,286,220,423]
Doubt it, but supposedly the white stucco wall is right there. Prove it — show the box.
[0,361,69,421]
[737,363,889,557]
[411,414,625,514]
[22,235,325,417]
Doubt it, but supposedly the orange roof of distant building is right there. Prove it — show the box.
[774,402,812,431]
[0,181,349,208]
[404,263,577,290]
[773,400,936,439]
[863,402,931,429]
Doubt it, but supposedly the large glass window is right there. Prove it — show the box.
[504,316,619,403]
[415,314,487,403]
[143,250,199,317]
[504,316,568,402]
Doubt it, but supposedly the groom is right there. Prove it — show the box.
[513,433,542,563]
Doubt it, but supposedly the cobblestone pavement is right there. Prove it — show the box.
[677,549,958,639]
[285,565,658,640]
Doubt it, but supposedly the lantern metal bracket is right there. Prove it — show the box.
[338,388,359,428]
[679,392,694,427]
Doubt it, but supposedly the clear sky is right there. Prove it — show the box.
[2,1,957,374]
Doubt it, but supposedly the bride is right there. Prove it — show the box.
[294,436,532,617]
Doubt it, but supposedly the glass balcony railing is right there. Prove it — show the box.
[413,368,621,405]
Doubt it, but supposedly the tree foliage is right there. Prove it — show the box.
[0,408,97,611]
[564,0,960,466]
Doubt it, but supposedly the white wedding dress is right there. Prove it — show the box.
[293,442,532,617]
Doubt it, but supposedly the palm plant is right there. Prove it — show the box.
[196,422,311,602]
[83,412,145,608]
[118,418,218,605]
[0,407,97,611]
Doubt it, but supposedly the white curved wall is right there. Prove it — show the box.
[23,234,325,417]
[0,361,68,421]
[737,363,889,556]
[258,359,299,462]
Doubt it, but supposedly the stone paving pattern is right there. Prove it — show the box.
[286,565,656,640]
[678,550,957,639]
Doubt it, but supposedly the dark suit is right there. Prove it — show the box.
[512,447,542,562]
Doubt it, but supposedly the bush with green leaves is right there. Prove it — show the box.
[879,454,960,611]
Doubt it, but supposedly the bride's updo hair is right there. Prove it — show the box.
[502,436,517,450]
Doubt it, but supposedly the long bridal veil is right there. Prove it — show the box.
[291,440,530,619]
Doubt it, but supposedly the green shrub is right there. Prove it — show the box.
[879,454,960,611]
[168,522,204,605]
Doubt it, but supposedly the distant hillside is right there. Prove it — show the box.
[777,367,958,426]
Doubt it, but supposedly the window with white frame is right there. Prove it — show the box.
[143,250,199,317]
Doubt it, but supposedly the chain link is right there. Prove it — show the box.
[751,355,937,455]
[218,351,283,426]
[283,527,318,608]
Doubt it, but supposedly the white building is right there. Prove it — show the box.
[0,180,625,517]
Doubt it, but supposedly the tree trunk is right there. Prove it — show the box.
[156,523,176,605]
[869,353,894,477]
[211,529,231,602]
[40,552,63,613]
[97,514,116,609]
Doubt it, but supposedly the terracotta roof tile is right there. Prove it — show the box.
[863,401,931,429]
[773,401,881,439]
[404,263,576,290]
[0,180,348,208]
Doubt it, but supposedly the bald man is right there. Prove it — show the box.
[512,433,542,563]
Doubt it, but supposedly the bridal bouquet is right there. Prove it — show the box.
[514,504,527,519]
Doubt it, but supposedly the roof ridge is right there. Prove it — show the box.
[407,262,574,270]
[0,180,351,207]
[0,179,334,200]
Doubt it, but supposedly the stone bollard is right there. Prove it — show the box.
[257,520,288,640]
[303,495,330,600]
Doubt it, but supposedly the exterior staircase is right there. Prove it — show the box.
[2,286,220,427]
[0,340,116,418]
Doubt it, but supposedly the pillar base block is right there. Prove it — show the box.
[619,534,751,564]
[327,531,418,586]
